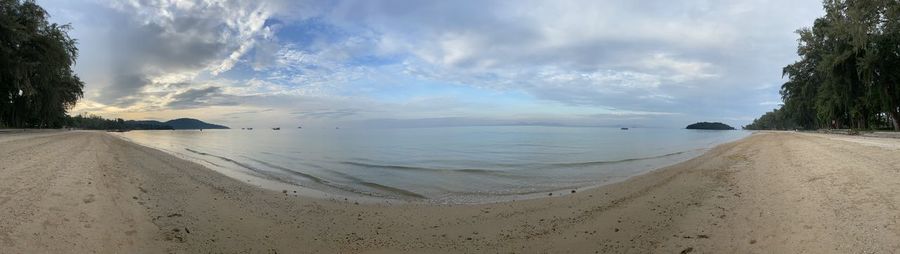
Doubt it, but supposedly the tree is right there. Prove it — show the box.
[850,0,900,130]
[751,0,900,131]
[0,0,83,128]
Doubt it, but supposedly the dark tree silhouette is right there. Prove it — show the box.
[0,0,84,128]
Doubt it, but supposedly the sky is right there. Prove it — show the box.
[40,0,824,129]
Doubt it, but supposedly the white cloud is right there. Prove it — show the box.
[44,0,824,128]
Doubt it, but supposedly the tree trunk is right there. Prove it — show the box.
[889,110,900,131]
[883,85,900,131]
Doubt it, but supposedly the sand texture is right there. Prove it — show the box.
[1,131,899,253]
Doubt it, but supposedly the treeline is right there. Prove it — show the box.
[65,114,173,130]
[0,0,84,128]
[746,0,900,131]
[744,108,798,130]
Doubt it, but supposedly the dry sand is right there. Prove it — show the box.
[1,131,899,253]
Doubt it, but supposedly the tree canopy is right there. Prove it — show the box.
[747,0,900,131]
[0,0,83,128]
[686,122,736,130]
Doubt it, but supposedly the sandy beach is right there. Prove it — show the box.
[1,131,899,253]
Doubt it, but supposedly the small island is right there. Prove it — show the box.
[686,122,735,130]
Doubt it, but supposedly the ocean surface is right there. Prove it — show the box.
[115,126,749,203]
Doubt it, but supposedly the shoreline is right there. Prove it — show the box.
[2,130,899,252]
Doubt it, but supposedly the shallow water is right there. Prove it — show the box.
[115,126,749,203]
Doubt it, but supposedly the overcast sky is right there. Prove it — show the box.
[40,0,824,128]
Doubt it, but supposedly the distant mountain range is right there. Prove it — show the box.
[125,118,229,130]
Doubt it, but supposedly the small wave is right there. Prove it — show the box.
[186,149,427,200]
[321,169,429,199]
[341,161,498,174]
[548,151,690,167]
[243,157,328,184]
[357,181,427,199]
[184,148,269,177]
[509,143,579,149]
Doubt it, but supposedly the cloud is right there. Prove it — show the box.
[165,86,239,109]
[314,0,820,115]
[291,108,362,119]
[222,108,275,116]
[43,0,824,128]
[92,0,280,106]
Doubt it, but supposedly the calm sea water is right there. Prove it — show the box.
[115,126,749,203]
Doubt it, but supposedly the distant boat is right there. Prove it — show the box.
[246,127,253,130]
[297,126,302,129]
[272,127,280,130]
[620,127,629,130]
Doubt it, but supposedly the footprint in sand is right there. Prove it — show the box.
[82,194,95,204]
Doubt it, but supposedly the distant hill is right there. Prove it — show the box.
[121,118,228,130]
[686,122,735,130]
[163,118,229,129]
[123,120,173,130]
[64,114,228,130]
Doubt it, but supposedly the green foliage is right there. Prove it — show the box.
[752,0,900,130]
[744,108,798,130]
[0,0,84,128]
[65,114,126,130]
[686,122,735,130]
[64,114,174,130]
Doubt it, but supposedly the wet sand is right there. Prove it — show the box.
[0,131,898,253]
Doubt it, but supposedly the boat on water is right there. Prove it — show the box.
[272,127,280,130]
[620,127,629,130]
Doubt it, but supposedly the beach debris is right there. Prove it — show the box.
[571,190,576,193]
[548,193,553,196]
[82,194,95,204]
[167,213,182,218]
[680,247,694,254]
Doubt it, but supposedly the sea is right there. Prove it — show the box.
[114,126,750,204]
